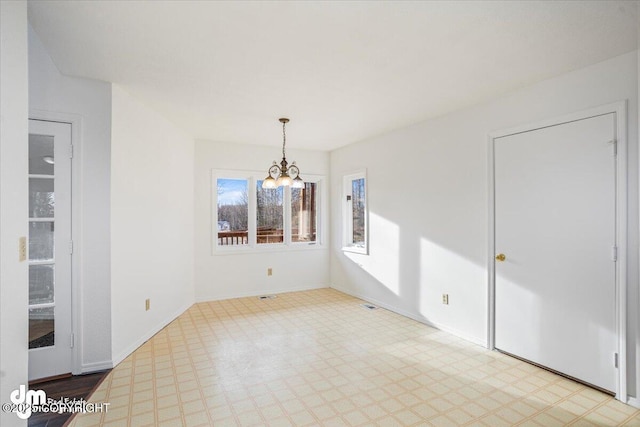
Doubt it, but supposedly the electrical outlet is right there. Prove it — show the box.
[145,299,150,311]
[442,294,449,305]
[267,268,273,276]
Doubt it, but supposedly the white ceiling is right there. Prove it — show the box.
[28,1,638,151]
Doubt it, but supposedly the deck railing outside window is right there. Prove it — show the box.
[216,175,319,249]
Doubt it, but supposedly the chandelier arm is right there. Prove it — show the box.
[288,164,299,178]
[267,164,282,179]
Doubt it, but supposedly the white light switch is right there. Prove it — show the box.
[18,237,27,262]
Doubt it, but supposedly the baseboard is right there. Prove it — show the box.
[111,301,193,366]
[330,284,487,348]
[195,284,329,303]
[80,360,113,374]
[626,396,640,408]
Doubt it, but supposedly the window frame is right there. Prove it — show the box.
[256,178,286,247]
[342,169,368,254]
[289,180,320,247]
[213,170,254,253]
[212,169,325,254]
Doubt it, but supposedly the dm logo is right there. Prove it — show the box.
[10,385,46,419]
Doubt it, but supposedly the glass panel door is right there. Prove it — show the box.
[28,134,56,349]
[28,119,73,381]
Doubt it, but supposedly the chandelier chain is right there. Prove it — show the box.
[282,120,286,159]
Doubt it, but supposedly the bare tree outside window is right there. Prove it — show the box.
[214,171,324,251]
[217,178,248,245]
[256,181,284,244]
[351,178,365,246]
[343,171,367,253]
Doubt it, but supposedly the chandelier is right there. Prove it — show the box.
[262,118,304,189]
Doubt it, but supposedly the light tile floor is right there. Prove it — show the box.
[70,289,640,426]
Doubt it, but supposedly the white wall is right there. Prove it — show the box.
[330,52,639,397]
[195,141,330,301]
[30,27,196,369]
[110,85,195,364]
[0,2,29,426]
[29,26,113,372]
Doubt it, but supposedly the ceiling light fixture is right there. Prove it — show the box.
[262,118,304,189]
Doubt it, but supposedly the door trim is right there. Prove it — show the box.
[29,109,83,376]
[487,101,628,402]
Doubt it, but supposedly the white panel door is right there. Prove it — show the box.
[28,119,73,380]
[494,113,616,392]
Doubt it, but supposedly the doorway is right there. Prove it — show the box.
[28,119,73,381]
[488,103,627,399]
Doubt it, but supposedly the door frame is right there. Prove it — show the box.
[487,101,627,401]
[29,109,83,376]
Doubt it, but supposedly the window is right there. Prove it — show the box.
[343,170,367,253]
[217,178,249,246]
[256,181,284,244]
[291,182,317,243]
[214,171,323,251]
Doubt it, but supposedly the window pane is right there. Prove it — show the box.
[29,178,54,218]
[217,178,248,246]
[29,306,54,349]
[29,134,55,175]
[29,222,54,261]
[29,264,54,305]
[257,181,284,244]
[351,178,365,246]
[291,182,317,243]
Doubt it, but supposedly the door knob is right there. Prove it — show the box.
[495,253,506,262]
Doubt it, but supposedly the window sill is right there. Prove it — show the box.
[342,246,368,255]
[213,243,326,256]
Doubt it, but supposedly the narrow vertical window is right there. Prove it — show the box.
[343,171,367,253]
[351,178,365,246]
[217,178,249,246]
[256,181,284,244]
[291,182,317,243]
